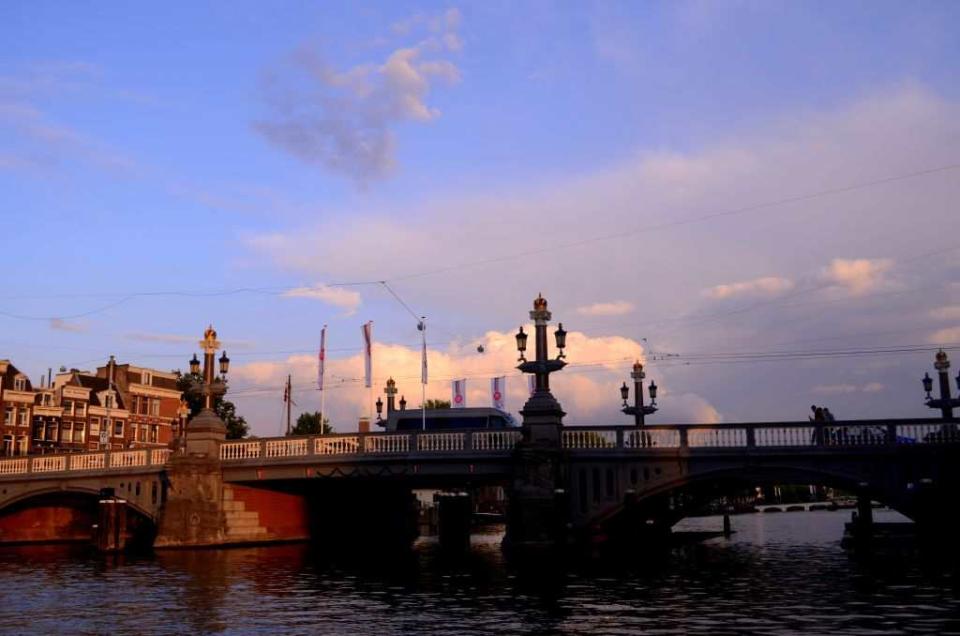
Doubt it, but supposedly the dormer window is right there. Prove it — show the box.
[104,394,115,409]
[141,371,152,386]
[13,377,25,391]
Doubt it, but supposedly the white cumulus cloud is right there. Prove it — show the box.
[821,258,894,295]
[703,276,794,300]
[282,284,362,316]
[576,301,634,316]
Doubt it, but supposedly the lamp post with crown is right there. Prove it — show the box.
[620,361,658,427]
[181,325,231,456]
[515,294,568,439]
[922,349,960,421]
[376,377,399,422]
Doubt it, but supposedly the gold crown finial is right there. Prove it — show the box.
[533,294,548,311]
[204,324,217,341]
[936,349,948,363]
[633,360,643,372]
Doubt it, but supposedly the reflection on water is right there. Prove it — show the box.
[0,511,957,635]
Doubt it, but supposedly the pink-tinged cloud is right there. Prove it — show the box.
[702,276,794,300]
[812,382,885,395]
[821,258,894,295]
[930,306,960,321]
[576,301,634,317]
[282,283,361,316]
[928,326,960,344]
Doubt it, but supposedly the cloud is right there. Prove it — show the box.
[702,276,794,300]
[928,326,960,344]
[930,306,960,321]
[812,382,885,395]
[49,318,86,333]
[254,9,462,183]
[281,284,362,315]
[227,327,724,435]
[821,258,894,295]
[576,301,634,317]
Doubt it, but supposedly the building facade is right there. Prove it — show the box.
[1,357,186,455]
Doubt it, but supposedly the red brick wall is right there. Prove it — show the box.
[229,485,309,540]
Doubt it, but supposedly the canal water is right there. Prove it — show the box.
[0,510,957,635]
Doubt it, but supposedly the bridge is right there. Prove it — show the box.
[0,418,956,551]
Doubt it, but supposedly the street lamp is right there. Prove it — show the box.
[922,350,960,421]
[184,325,230,413]
[516,294,567,422]
[375,396,384,421]
[620,360,658,427]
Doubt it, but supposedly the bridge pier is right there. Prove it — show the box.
[437,492,472,554]
[93,493,128,553]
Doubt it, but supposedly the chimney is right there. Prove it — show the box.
[47,368,52,387]
[358,417,370,434]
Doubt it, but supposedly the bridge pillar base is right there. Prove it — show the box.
[93,496,128,553]
[437,492,472,554]
[153,454,227,548]
[504,436,566,554]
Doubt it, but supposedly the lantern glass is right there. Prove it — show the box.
[375,397,383,416]
[923,372,933,394]
[219,352,230,375]
[620,382,629,402]
[399,396,407,411]
[648,380,658,400]
[516,326,527,353]
[555,323,567,350]
[189,354,200,375]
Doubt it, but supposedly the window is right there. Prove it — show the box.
[13,377,25,391]
[32,421,44,441]
[3,407,12,426]
[104,394,115,409]
[130,423,138,441]
[89,418,100,436]
[141,371,152,386]
[73,426,84,443]
[150,399,160,416]
[2,436,12,456]
[17,409,28,427]
[61,422,72,442]
[62,400,73,416]
[75,403,85,417]
[151,425,158,444]
[113,419,123,437]
[45,423,58,442]
[16,436,28,456]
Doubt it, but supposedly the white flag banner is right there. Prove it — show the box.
[421,335,428,385]
[362,322,373,388]
[318,325,327,391]
[452,379,466,408]
[528,374,536,397]
[491,376,506,410]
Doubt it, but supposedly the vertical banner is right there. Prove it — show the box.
[421,333,428,385]
[318,325,327,391]
[452,379,466,408]
[491,376,506,410]
[528,374,536,397]
[362,321,373,388]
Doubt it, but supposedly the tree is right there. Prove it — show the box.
[177,372,250,440]
[422,399,451,409]
[288,411,333,436]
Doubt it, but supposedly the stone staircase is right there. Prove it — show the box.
[222,485,270,543]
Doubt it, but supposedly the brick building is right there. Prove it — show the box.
[1,356,186,455]
[0,360,34,456]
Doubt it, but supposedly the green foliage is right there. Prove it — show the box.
[288,411,333,436]
[422,399,451,409]
[176,372,249,440]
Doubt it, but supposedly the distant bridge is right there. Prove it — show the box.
[0,419,956,550]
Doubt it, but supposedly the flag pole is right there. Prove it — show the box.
[419,316,427,431]
[319,325,327,436]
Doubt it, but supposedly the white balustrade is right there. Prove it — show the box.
[109,450,147,468]
[315,436,360,456]
[754,427,815,447]
[417,433,464,452]
[896,423,959,445]
[364,434,410,454]
[0,458,28,475]
[32,455,67,473]
[820,425,888,447]
[70,453,106,471]
[150,449,172,465]
[562,429,617,449]
[472,430,521,451]
[624,429,681,449]
[266,438,308,458]
[687,428,747,448]
[220,441,263,460]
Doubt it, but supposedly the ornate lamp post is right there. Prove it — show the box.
[922,350,960,421]
[619,361,658,427]
[516,294,568,432]
[181,326,230,456]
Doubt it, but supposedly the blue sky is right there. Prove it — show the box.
[2,1,960,434]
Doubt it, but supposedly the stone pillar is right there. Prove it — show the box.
[93,496,128,553]
[154,408,229,548]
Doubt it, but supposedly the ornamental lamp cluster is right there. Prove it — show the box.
[619,360,659,427]
[184,325,231,412]
[922,349,960,420]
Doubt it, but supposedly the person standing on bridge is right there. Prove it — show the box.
[810,405,825,422]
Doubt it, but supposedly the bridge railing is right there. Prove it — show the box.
[0,446,172,478]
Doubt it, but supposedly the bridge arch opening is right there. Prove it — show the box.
[0,488,157,547]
